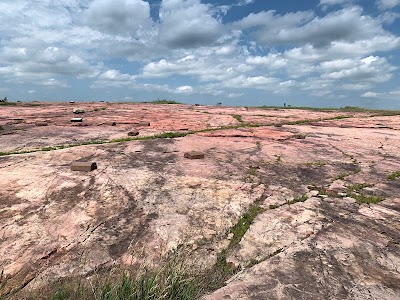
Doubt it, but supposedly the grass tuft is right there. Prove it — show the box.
[229,204,264,248]
[387,171,400,180]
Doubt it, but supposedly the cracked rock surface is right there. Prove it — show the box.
[0,103,399,299]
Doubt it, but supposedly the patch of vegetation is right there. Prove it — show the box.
[307,185,337,197]
[149,99,181,104]
[0,132,191,157]
[20,254,198,300]
[232,115,243,123]
[387,171,400,180]
[305,161,326,167]
[268,204,280,209]
[204,250,239,292]
[0,96,16,106]
[333,172,351,181]
[346,183,382,204]
[94,107,107,111]
[286,194,308,205]
[229,204,264,248]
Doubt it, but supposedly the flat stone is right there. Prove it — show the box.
[73,108,85,114]
[107,122,117,126]
[184,151,205,159]
[70,161,97,172]
[35,121,48,126]
[70,118,83,122]
[138,122,150,126]
[307,190,319,197]
[128,131,139,136]
[340,124,352,128]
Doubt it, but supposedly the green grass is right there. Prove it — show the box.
[286,194,308,205]
[149,100,181,104]
[387,171,400,180]
[0,132,191,157]
[346,183,382,204]
[12,254,199,300]
[232,115,243,123]
[0,102,17,106]
[229,204,264,248]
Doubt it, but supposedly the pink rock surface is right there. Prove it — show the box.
[0,103,399,298]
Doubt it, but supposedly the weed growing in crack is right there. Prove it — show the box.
[229,204,264,248]
[246,248,283,268]
[286,194,308,205]
[346,183,382,204]
[387,171,400,180]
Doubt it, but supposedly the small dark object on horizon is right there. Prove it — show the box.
[70,161,97,172]
[69,101,75,104]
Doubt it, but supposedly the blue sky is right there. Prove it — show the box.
[0,0,400,108]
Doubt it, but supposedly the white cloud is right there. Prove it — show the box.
[319,0,354,6]
[361,91,380,97]
[376,0,400,10]
[361,90,400,99]
[175,85,193,93]
[235,6,400,57]
[159,0,225,48]
[94,69,135,87]
[85,0,152,35]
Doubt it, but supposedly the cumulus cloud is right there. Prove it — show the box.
[93,69,136,87]
[361,90,400,99]
[376,0,400,10]
[85,0,152,35]
[0,0,399,105]
[175,85,193,93]
[159,0,226,48]
[237,6,393,48]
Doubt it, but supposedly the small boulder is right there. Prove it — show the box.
[70,161,97,172]
[184,151,205,159]
[128,130,139,136]
[69,101,75,104]
[71,118,83,122]
[73,108,85,114]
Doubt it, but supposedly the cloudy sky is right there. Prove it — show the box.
[0,0,400,108]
